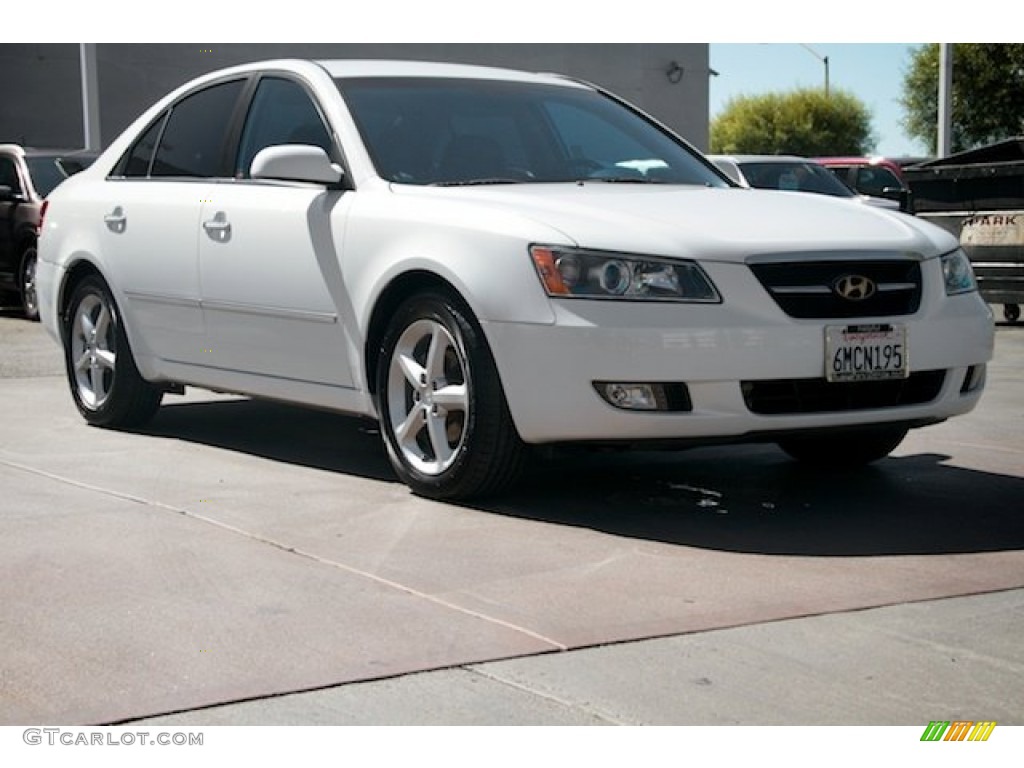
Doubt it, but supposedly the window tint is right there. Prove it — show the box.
[25,157,68,197]
[544,102,652,169]
[0,157,22,194]
[120,115,167,178]
[740,162,855,198]
[855,167,903,197]
[151,80,245,178]
[236,77,332,178]
[337,78,724,186]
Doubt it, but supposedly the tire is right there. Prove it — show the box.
[1004,304,1020,324]
[63,275,162,428]
[376,291,526,499]
[19,244,40,321]
[777,426,909,467]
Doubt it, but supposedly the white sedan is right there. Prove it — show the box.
[37,59,994,499]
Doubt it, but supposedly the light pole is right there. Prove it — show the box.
[79,43,101,150]
[799,44,830,97]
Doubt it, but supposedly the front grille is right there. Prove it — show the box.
[750,260,922,318]
[742,371,946,415]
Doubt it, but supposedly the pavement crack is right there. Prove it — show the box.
[464,666,625,725]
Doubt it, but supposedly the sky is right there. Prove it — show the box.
[709,43,928,157]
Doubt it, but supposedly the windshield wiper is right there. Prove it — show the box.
[430,178,525,187]
[571,175,667,185]
[585,176,665,184]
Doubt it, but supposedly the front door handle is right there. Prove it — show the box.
[202,211,232,242]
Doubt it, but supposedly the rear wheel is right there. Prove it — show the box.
[63,275,162,428]
[377,292,525,499]
[1004,304,1020,324]
[777,426,909,467]
[19,245,39,321]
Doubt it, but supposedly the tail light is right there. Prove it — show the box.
[37,200,49,235]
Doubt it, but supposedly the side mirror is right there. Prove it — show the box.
[879,185,905,202]
[899,188,914,214]
[251,145,344,185]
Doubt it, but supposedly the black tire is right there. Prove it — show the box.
[19,244,40,321]
[1004,304,1020,324]
[62,275,162,428]
[376,291,526,499]
[777,426,909,467]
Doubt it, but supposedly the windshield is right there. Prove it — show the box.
[26,155,95,197]
[335,77,727,187]
[738,161,856,198]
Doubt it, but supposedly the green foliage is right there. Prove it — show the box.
[901,44,1024,153]
[710,88,874,156]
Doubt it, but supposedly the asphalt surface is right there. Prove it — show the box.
[1,305,1022,725]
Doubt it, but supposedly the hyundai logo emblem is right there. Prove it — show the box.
[834,274,876,301]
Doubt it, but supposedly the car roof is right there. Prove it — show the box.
[0,143,99,159]
[707,154,814,164]
[314,59,588,88]
[814,156,902,168]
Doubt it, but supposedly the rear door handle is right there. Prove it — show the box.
[103,206,126,233]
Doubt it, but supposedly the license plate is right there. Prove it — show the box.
[826,324,908,382]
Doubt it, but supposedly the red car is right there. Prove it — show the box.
[814,156,928,208]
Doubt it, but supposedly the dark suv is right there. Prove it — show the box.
[1,144,97,319]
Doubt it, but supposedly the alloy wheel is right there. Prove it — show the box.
[69,291,117,411]
[385,318,470,476]
[21,247,39,320]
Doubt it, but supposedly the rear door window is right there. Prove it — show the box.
[119,116,167,178]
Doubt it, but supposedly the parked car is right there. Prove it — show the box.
[37,60,994,499]
[0,144,97,319]
[707,154,900,210]
[814,156,922,209]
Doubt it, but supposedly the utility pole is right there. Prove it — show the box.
[937,44,954,157]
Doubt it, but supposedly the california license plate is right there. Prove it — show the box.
[826,324,908,382]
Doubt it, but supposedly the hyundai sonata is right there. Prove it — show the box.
[37,60,994,499]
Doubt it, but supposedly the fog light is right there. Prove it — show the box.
[594,382,693,412]
[598,382,661,410]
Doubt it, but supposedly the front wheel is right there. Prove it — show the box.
[377,292,525,499]
[777,426,909,467]
[63,275,162,428]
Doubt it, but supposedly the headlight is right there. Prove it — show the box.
[530,245,720,302]
[941,249,978,296]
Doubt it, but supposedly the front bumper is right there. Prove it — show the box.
[485,266,994,445]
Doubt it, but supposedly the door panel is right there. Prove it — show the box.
[102,181,209,365]
[198,187,355,387]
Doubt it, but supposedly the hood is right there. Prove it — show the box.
[392,183,958,263]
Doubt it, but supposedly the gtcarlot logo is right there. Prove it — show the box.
[23,728,203,747]
[920,721,996,742]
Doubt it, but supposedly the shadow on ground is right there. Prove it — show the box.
[147,396,1024,559]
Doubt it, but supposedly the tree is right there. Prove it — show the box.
[710,88,874,156]
[901,44,1024,154]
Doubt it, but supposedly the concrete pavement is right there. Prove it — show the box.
[1,309,1022,725]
